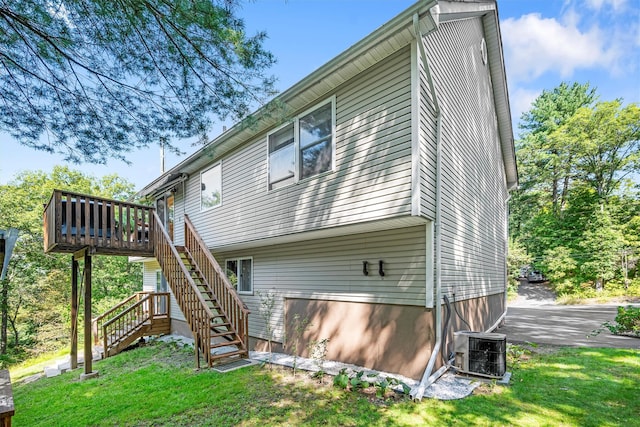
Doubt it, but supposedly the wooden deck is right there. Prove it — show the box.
[45,190,251,370]
[43,190,154,257]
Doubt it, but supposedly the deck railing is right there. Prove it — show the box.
[43,189,154,256]
[184,214,250,348]
[92,292,169,350]
[152,211,214,366]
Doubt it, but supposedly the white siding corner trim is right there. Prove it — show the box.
[425,220,434,308]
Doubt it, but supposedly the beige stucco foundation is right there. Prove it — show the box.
[249,293,505,380]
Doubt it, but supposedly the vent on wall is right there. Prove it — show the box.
[454,331,506,378]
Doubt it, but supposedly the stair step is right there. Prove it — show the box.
[210,331,235,338]
[211,324,231,329]
[210,349,247,362]
[211,340,241,349]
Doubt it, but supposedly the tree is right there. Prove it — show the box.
[579,209,625,291]
[559,101,640,201]
[511,82,640,298]
[0,0,276,164]
[517,82,597,213]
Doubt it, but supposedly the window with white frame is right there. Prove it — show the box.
[201,163,222,210]
[226,258,253,294]
[268,98,335,190]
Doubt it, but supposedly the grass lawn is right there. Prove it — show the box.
[11,341,640,426]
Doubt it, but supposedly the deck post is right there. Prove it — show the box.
[70,256,78,370]
[81,251,98,379]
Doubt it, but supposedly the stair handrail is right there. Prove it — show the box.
[184,214,250,315]
[101,294,151,329]
[100,294,151,354]
[92,292,149,345]
[152,211,214,365]
[183,214,250,347]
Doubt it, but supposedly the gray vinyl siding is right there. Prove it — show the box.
[213,225,427,342]
[184,47,413,248]
[142,260,157,293]
[422,18,508,301]
[142,260,186,322]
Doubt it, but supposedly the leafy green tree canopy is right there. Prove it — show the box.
[510,82,640,295]
[0,0,276,164]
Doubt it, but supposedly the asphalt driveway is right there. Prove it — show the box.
[495,281,639,349]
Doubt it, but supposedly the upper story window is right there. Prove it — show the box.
[268,97,335,190]
[201,163,222,210]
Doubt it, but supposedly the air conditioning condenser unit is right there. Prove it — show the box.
[454,331,506,378]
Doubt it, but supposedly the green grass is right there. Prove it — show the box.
[8,346,70,382]
[11,341,640,426]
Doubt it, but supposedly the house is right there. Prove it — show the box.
[138,0,516,378]
[44,0,516,389]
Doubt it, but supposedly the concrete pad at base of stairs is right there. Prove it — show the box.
[80,371,99,380]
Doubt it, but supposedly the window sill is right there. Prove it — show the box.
[267,168,335,193]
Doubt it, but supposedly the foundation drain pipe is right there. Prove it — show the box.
[409,7,445,402]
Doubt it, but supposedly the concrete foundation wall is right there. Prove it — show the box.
[255,293,506,380]
[170,319,193,340]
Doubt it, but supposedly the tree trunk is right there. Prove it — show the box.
[8,317,19,347]
[595,278,603,292]
[0,279,8,354]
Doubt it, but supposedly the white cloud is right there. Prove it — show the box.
[509,87,541,123]
[501,13,621,82]
[584,0,627,12]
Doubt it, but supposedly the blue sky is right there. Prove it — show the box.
[1,0,639,189]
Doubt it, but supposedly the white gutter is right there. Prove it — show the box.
[410,7,444,402]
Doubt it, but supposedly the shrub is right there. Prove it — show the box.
[603,306,640,337]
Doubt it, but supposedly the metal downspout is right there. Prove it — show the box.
[410,8,445,402]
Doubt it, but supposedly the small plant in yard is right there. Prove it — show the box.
[257,289,277,369]
[333,368,349,389]
[288,313,311,377]
[307,337,329,383]
[375,377,390,397]
[349,370,371,390]
[332,369,410,398]
[506,343,531,370]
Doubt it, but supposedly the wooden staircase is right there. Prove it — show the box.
[153,212,250,367]
[93,292,171,358]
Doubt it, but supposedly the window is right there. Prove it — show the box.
[268,125,295,190]
[268,98,335,190]
[226,258,253,294]
[300,102,333,179]
[201,163,222,210]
